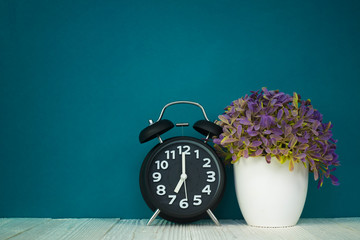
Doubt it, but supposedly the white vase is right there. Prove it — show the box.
[233,156,308,227]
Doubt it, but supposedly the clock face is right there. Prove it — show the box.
[140,137,225,223]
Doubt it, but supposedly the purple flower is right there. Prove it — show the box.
[213,87,339,188]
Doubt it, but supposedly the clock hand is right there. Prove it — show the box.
[182,152,186,175]
[183,179,188,201]
[182,152,188,200]
[174,173,187,193]
[174,152,188,193]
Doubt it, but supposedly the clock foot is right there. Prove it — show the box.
[147,209,161,226]
[206,209,220,226]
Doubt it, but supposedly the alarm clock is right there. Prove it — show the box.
[139,101,225,225]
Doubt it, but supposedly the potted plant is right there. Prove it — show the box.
[213,87,339,227]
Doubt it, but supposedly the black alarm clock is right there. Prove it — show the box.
[139,101,225,225]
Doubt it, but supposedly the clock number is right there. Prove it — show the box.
[165,150,175,160]
[203,158,211,168]
[193,195,202,206]
[202,185,211,195]
[177,145,191,155]
[155,160,168,170]
[206,171,216,182]
[179,199,189,209]
[168,195,176,205]
[183,145,190,155]
[156,185,166,195]
[152,172,161,182]
[194,149,199,159]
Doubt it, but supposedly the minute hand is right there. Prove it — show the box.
[174,153,187,193]
[182,152,186,175]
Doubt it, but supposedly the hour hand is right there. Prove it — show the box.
[174,178,184,193]
[174,173,187,193]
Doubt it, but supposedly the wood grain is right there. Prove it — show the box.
[0,218,358,240]
[0,218,49,240]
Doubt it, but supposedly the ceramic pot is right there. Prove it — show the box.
[233,156,308,227]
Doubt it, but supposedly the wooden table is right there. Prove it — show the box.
[0,218,359,240]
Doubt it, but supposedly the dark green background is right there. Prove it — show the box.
[1,0,359,218]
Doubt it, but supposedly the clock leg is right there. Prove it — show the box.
[206,209,221,226]
[147,209,161,226]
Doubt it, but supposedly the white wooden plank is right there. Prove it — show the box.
[7,219,68,240]
[146,219,191,240]
[298,218,360,240]
[16,218,92,240]
[101,219,192,240]
[0,219,13,228]
[217,219,264,240]
[328,217,360,233]
[104,219,316,240]
[3,218,118,240]
[187,219,235,240]
[48,218,119,240]
[0,218,49,240]
[0,218,359,240]
[101,218,360,240]
[219,219,317,240]
[100,219,145,240]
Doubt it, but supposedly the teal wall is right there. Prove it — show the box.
[1,0,359,218]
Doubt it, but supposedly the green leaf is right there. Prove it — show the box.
[313,168,319,181]
[279,155,287,164]
[293,92,299,109]
[298,144,309,150]
[289,158,294,171]
[288,135,298,149]
[221,136,238,144]
[230,112,240,124]
[291,109,298,117]
[220,136,229,144]
[218,115,229,124]
[325,121,332,132]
